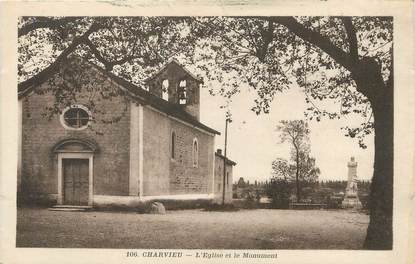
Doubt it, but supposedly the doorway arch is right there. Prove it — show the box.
[53,138,98,206]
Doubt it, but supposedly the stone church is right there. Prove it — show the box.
[18,58,235,208]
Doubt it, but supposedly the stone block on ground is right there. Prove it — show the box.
[149,202,166,214]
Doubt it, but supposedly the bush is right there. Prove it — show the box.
[301,187,314,200]
[359,193,370,210]
[266,179,291,209]
[310,188,334,204]
[326,196,343,209]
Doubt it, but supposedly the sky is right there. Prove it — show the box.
[199,82,374,183]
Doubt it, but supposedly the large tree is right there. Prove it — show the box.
[190,17,392,250]
[18,16,393,249]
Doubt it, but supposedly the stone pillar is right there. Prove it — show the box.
[129,102,141,196]
[342,157,362,209]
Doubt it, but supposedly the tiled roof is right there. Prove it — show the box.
[144,58,203,83]
[215,152,237,166]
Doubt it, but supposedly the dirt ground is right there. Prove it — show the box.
[16,207,369,249]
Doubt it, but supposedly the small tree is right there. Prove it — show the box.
[276,120,320,202]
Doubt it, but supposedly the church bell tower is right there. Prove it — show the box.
[145,59,202,121]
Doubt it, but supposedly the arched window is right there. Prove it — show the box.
[192,138,198,167]
[178,80,187,105]
[171,131,176,159]
[162,79,169,101]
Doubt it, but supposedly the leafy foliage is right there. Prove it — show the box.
[19,16,392,147]
[189,17,392,148]
[274,120,320,201]
[271,158,291,180]
[19,17,199,134]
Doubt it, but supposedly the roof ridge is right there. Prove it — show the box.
[144,58,203,83]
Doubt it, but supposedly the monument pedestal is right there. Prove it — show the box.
[342,195,362,209]
[342,157,362,209]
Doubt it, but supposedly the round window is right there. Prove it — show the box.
[61,105,91,130]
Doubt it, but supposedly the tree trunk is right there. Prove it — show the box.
[296,174,300,202]
[363,84,393,249]
[295,147,301,202]
[356,58,393,250]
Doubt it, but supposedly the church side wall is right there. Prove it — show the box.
[20,81,131,202]
[142,107,214,196]
[142,107,170,196]
[169,118,214,195]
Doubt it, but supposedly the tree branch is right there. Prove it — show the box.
[83,38,114,71]
[18,17,81,37]
[18,23,101,95]
[265,17,357,74]
[341,17,359,63]
[257,19,275,61]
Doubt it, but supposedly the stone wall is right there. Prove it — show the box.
[142,107,170,195]
[214,155,233,204]
[20,69,131,201]
[169,118,214,195]
[142,106,215,196]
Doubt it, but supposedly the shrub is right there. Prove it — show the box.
[310,188,334,204]
[359,193,370,210]
[326,195,343,209]
[266,178,291,209]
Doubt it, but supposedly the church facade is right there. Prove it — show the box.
[18,58,235,207]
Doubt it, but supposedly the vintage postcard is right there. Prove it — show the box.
[0,0,414,263]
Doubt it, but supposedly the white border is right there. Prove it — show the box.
[1,2,414,264]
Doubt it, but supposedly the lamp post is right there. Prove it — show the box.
[222,117,230,205]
